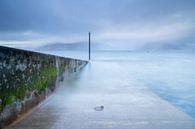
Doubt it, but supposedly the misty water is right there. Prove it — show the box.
[38,50,195,118]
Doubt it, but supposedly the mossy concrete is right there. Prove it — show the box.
[0,46,87,128]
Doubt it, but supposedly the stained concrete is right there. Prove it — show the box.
[7,61,195,129]
[0,46,87,128]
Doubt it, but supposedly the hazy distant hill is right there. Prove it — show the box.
[36,41,195,52]
[141,42,195,52]
[36,42,88,51]
[36,42,114,51]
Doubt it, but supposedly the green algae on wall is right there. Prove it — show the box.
[0,46,87,128]
[0,53,57,109]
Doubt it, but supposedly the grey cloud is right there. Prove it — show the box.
[0,0,195,49]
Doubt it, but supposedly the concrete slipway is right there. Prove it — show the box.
[7,61,195,129]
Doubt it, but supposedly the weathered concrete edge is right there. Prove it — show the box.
[0,46,88,129]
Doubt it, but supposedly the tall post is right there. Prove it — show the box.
[89,32,91,60]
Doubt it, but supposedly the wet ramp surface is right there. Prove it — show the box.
[8,61,195,129]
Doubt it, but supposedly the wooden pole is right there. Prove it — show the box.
[89,32,91,60]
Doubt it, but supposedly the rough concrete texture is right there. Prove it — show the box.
[7,61,195,129]
[0,46,87,128]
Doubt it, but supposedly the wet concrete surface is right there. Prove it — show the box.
[7,61,195,129]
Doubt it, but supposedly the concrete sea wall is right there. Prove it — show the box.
[0,46,88,128]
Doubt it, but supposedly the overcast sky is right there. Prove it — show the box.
[0,0,195,49]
